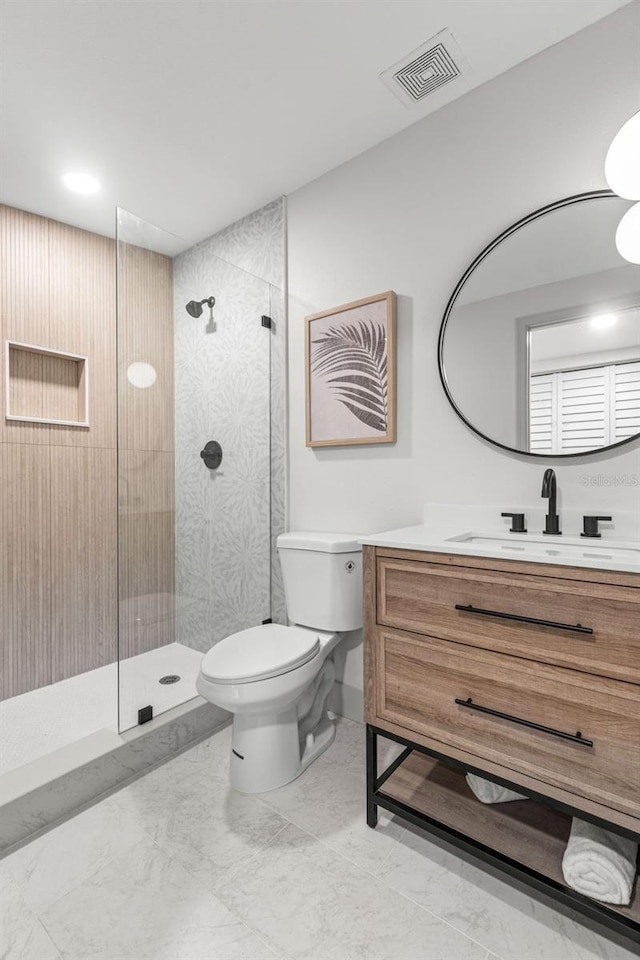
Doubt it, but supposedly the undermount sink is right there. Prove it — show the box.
[446,533,640,563]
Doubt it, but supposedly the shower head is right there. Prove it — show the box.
[186,296,215,318]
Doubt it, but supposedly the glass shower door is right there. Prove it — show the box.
[116,208,272,732]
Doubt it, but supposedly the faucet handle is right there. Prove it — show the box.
[501,512,527,533]
[581,515,612,539]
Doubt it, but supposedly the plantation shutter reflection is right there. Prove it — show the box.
[558,367,608,453]
[614,361,640,442]
[529,374,557,454]
[530,360,640,454]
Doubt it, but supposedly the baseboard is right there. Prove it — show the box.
[328,680,364,724]
[0,698,229,854]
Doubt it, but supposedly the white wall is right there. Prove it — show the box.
[286,4,640,711]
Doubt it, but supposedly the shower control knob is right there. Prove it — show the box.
[200,441,223,470]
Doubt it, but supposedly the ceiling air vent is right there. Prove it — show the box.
[380,29,469,108]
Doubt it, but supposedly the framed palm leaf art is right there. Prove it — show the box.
[305,291,396,446]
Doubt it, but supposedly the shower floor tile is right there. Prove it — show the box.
[0,643,202,777]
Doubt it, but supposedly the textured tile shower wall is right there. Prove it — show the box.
[173,199,286,654]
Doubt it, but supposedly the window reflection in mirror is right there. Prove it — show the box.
[527,308,640,454]
[440,192,640,457]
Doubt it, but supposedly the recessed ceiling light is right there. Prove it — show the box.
[62,171,101,194]
[590,313,617,330]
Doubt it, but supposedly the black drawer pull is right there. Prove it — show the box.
[454,697,594,747]
[455,603,593,635]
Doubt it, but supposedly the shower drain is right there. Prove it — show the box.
[159,674,181,685]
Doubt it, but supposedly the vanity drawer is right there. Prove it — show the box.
[376,629,640,817]
[377,558,640,684]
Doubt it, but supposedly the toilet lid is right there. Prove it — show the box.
[200,624,321,684]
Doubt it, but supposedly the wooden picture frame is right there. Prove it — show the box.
[305,291,396,447]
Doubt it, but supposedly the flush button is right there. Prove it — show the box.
[345,561,355,572]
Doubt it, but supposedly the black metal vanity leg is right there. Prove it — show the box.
[366,724,378,828]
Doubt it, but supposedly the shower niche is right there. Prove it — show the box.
[4,340,89,427]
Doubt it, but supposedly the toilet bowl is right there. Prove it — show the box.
[196,532,362,793]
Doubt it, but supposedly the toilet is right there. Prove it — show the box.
[196,532,362,793]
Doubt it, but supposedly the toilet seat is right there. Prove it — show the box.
[200,623,321,684]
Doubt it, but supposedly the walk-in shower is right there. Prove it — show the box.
[0,200,285,808]
[119,210,275,733]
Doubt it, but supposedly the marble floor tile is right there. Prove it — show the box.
[0,865,61,960]
[375,825,638,960]
[38,835,278,960]
[3,719,634,960]
[108,750,289,887]
[315,716,408,777]
[314,716,368,774]
[100,753,209,836]
[151,785,289,887]
[260,750,405,875]
[216,822,486,960]
[163,722,233,782]
[3,793,148,913]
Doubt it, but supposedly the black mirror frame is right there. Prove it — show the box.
[437,189,640,458]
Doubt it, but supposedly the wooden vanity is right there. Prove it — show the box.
[363,544,640,944]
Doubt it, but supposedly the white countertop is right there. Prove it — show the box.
[359,505,640,574]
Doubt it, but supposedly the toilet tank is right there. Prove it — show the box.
[277,532,362,632]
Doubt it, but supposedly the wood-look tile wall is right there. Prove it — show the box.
[0,443,51,696]
[0,205,175,700]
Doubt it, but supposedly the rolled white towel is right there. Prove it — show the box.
[562,818,638,906]
[466,773,526,804]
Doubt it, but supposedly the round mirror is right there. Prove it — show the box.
[438,191,640,457]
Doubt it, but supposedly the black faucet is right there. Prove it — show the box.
[541,468,561,535]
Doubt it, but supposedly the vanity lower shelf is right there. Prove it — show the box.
[367,726,640,944]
